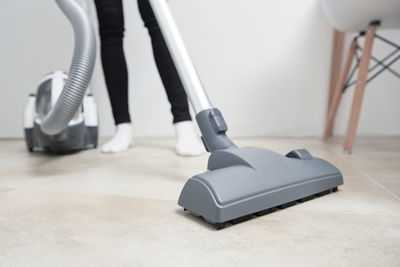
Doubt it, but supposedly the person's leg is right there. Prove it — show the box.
[137,0,204,156]
[94,0,133,153]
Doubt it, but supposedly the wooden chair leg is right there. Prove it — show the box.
[327,29,345,111]
[343,26,376,153]
[323,38,357,140]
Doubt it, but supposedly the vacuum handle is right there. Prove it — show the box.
[149,0,237,152]
[149,0,212,114]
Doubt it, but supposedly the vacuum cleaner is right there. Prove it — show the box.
[149,0,344,229]
[24,0,98,153]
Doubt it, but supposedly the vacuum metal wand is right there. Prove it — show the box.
[150,0,237,152]
[149,0,212,114]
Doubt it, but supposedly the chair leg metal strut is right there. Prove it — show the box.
[324,21,400,153]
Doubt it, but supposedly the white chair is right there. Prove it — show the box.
[321,0,400,153]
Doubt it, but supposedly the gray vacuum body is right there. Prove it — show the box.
[23,0,97,153]
[25,121,97,153]
[179,147,343,228]
[24,72,98,153]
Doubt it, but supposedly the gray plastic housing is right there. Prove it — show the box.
[25,121,97,153]
[178,147,343,224]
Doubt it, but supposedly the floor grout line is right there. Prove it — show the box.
[328,145,400,202]
[357,168,400,202]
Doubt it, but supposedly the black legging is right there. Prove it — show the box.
[94,0,191,125]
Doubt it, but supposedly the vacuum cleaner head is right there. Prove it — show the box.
[178,147,343,229]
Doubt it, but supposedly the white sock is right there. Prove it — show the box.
[101,123,133,153]
[175,121,205,156]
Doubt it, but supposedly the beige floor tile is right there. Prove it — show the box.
[0,137,399,266]
[373,175,400,198]
[0,190,398,267]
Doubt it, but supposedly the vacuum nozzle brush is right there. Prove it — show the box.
[178,147,343,230]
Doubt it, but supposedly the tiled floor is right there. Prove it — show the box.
[0,137,399,266]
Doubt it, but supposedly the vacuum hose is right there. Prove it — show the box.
[40,0,96,135]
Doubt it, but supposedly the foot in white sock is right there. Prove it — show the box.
[175,121,205,156]
[101,123,133,153]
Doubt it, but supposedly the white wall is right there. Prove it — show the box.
[0,0,399,138]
